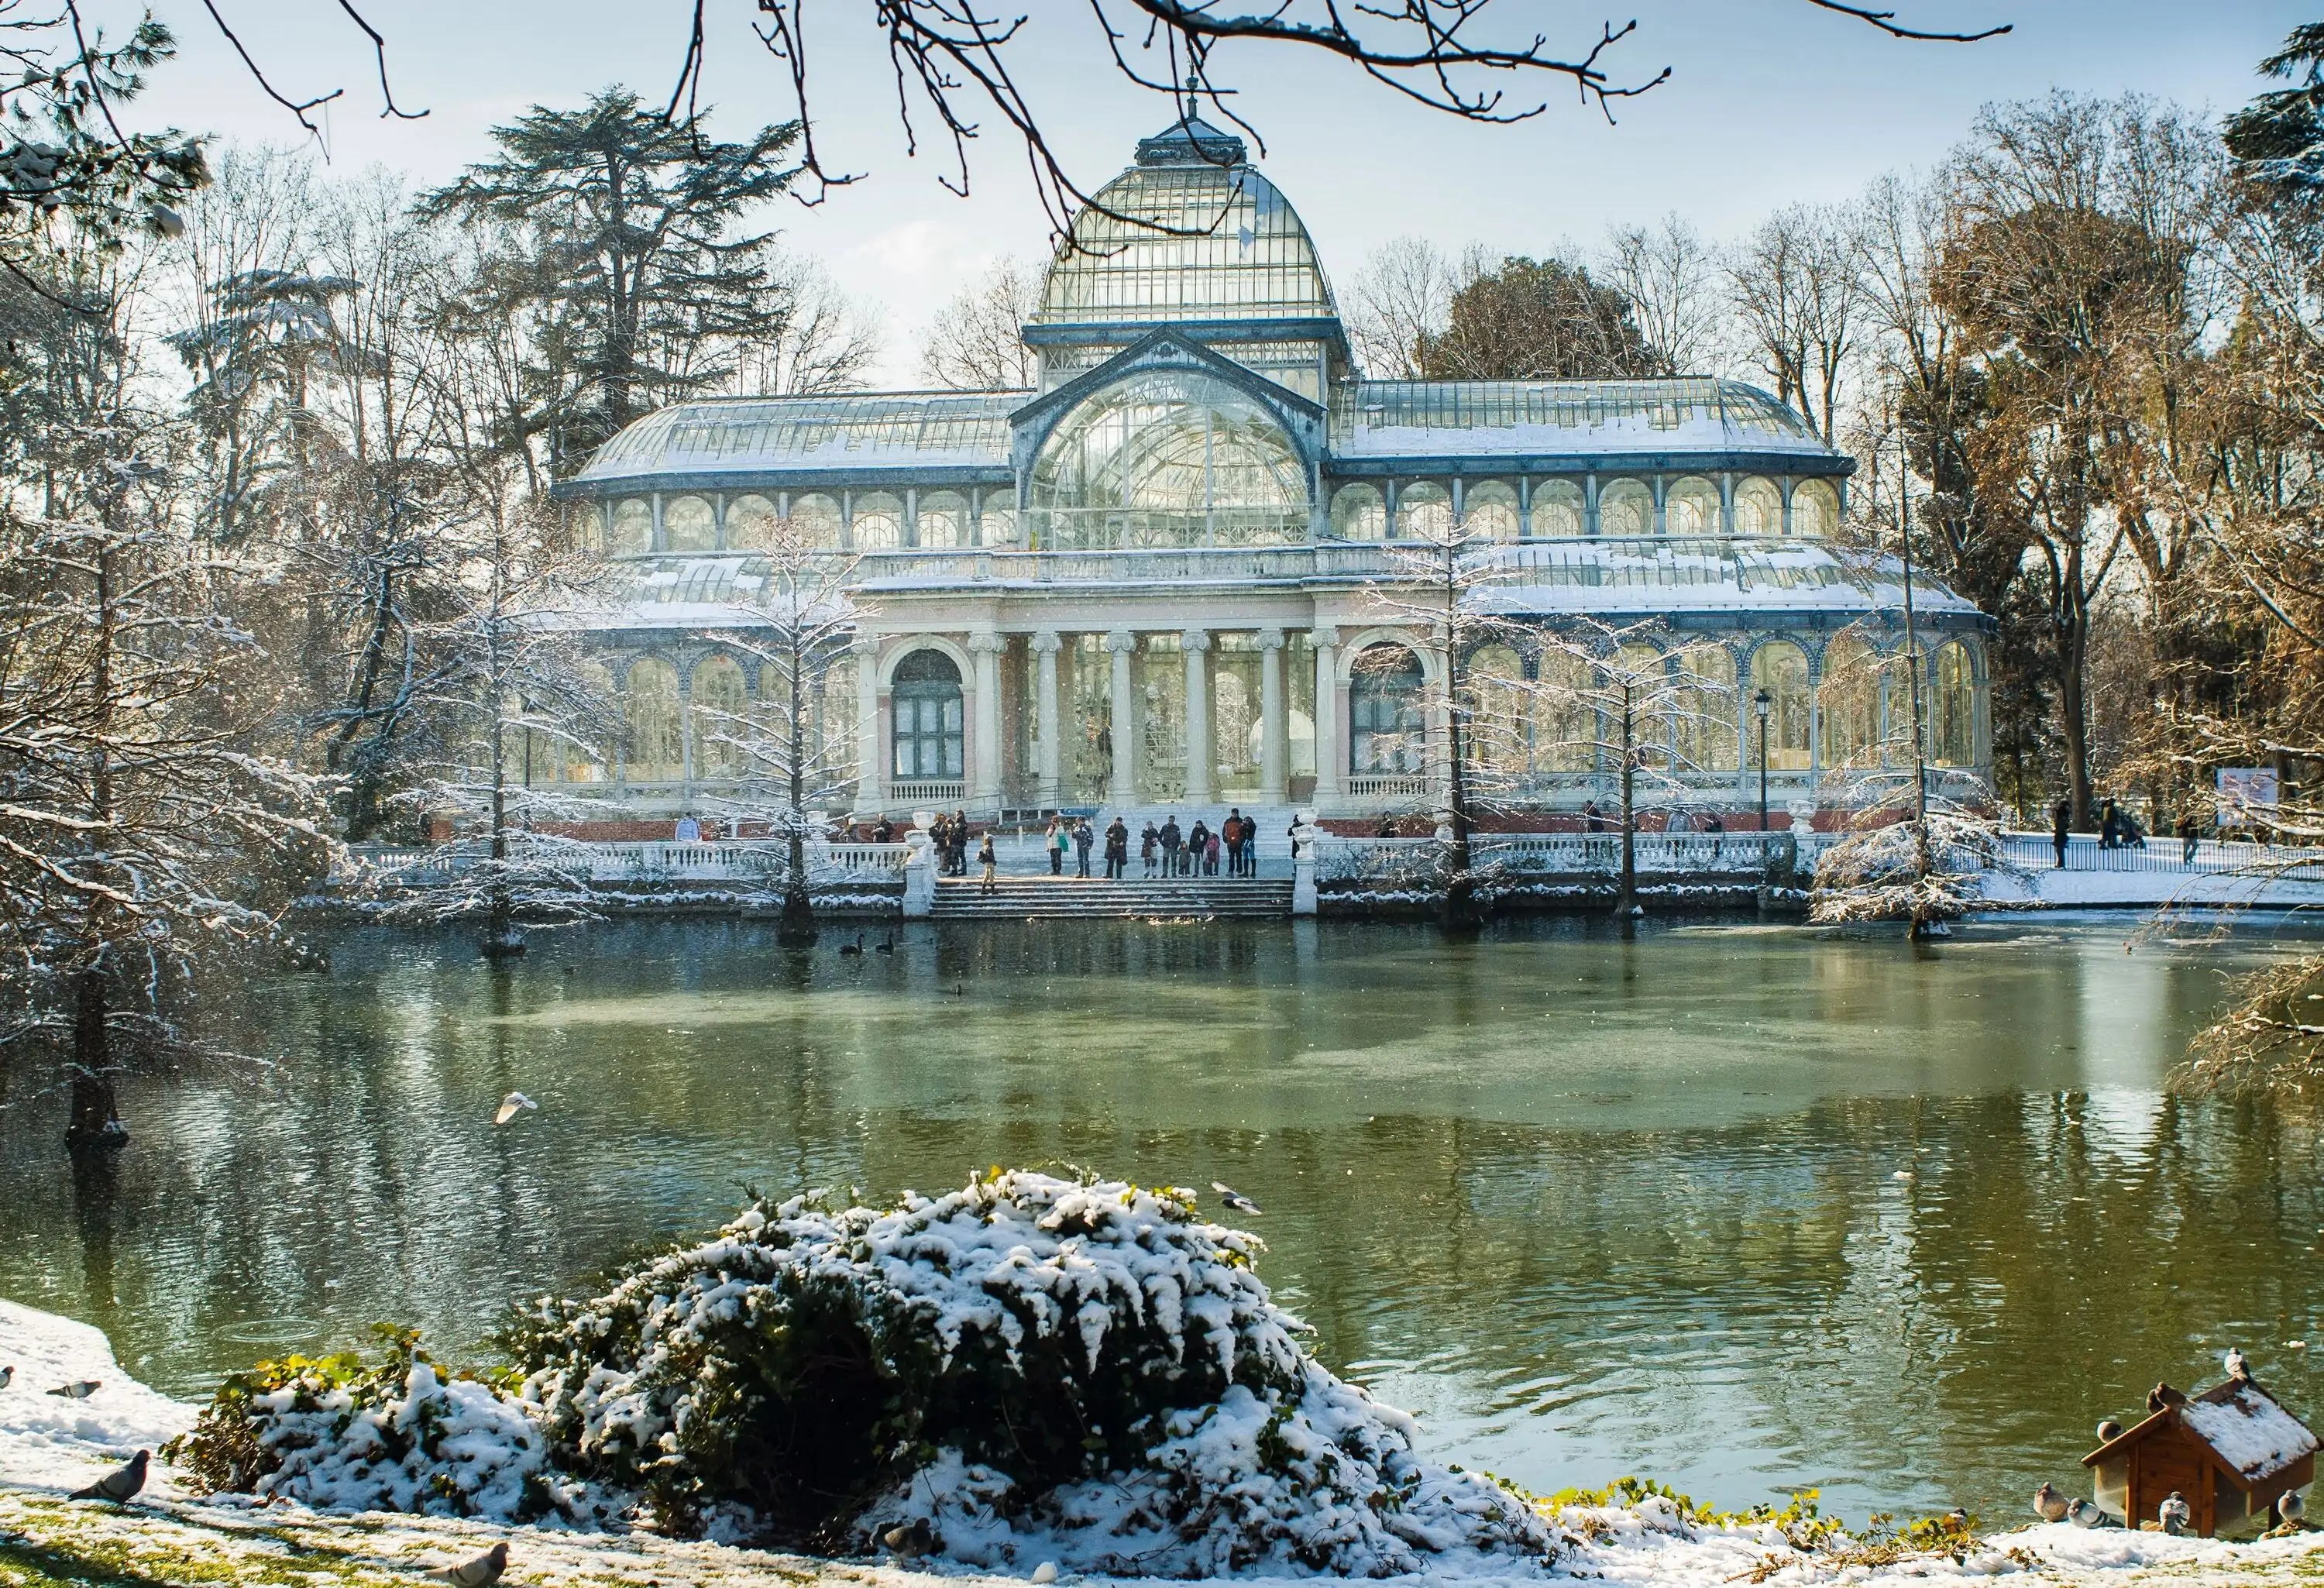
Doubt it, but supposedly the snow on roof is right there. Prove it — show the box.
[1332,378,1837,461]
[2182,1383,2319,1482]
[575,392,1025,485]
[1463,538,1983,617]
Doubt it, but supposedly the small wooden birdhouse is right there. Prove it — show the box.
[2084,1378,2317,1537]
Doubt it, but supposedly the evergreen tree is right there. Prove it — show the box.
[2225,22,2324,208]
[1419,256,1654,381]
[417,90,802,476]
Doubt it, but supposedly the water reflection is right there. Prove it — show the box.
[1,914,2319,1523]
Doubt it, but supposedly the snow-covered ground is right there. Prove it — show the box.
[5,1297,2322,1587]
[1979,868,2324,909]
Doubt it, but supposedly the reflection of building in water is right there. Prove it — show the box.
[553,116,1992,822]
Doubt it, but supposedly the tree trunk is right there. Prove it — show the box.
[67,967,122,1147]
[778,639,820,947]
[1437,560,1480,938]
[482,714,524,959]
[1618,694,1638,931]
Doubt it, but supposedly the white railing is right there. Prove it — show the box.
[1999,830,2324,877]
[854,545,1405,586]
[1346,773,1435,799]
[343,839,909,890]
[1314,831,1793,885]
[888,780,967,806]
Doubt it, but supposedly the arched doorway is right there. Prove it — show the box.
[1350,644,1426,774]
[890,649,964,785]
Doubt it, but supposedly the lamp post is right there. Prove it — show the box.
[1754,687,1772,831]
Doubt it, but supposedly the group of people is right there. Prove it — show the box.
[1041,816,1117,879]
[2048,797,2180,867]
[1139,809,1266,878]
[925,809,976,876]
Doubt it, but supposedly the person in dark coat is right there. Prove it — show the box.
[1583,799,1605,834]
[873,814,895,844]
[1159,816,1183,875]
[1188,820,1211,878]
[2178,810,2199,865]
[1073,817,1095,878]
[2051,798,2071,868]
[953,810,971,875]
[1223,808,1246,875]
[2099,798,2120,851]
[1104,816,1129,879]
[1140,822,1160,878]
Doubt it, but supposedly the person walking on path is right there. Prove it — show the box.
[1045,817,1064,875]
[1188,819,1211,878]
[2099,798,2120,851]
[2178,810,2199,864]
[1141,822,1159,878]
[1073,817,1095,878]
[978,833,998,895]
[1583,799,1605,834]
[2052,798,2071,868]
[1160,815,1182,875]
[1104,816,1129,879]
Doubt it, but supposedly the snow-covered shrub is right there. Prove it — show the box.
[165,1325,604,1523]
[509,1170,1558,1573]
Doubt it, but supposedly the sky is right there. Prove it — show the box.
[93,1,2319,387]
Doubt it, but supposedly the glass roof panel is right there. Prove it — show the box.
[1331,378,1824,458]
[576,391,1025,482]
[1034,120,1339,327]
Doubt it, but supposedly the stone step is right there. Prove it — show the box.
[932,876,1293,919]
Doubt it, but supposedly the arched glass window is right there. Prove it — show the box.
[1029,367,1308,550]
[1464,480,1520,543]
[664,495,716,552]
[791,493,844,548]
[1666,476,1721,538]
[918,491,968,548]
[1462,642,1527,775]
[852,492,904,551]
[1330,483,1386,541]
[1532,649,1596,773]
[570,504,606,553]
[1932,641,1976,768]
[1673,644,1738,774]
[725,494,779,550]
[1598,477,1652,538]
[1750,641,1812,771]
[1819,633,1881,772]
[556,658,614,783]
[624,657,683,783]
[1734,476,1784,538]
[891,648,964,781]
[1611,644,1669,769]
[610,498,654,555]
[1791,478,1838,539]
[1396,481,1452,541]
[980,498,1018,545]
[1528,479,1585,538]
[689,654,751,780]
[1349,644,1426,773]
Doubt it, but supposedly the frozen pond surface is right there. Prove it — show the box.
[3,912,2321,1526]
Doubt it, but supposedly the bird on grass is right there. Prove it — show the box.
[424,1542,507,1587]
[2097,1419,2125,1443]
[881,1518,937,1558]
[2158,1492,2192,1536]
[69,1450,146,1504]
[1212,1182,1262,1215]
[839,933,865,957]
[2227,1346,2253,1381]
[493,1092,537,1127]
[47,1380,98,1398]
[2034,1483,2071,1522]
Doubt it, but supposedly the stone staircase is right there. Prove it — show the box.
[931,874,1294,920]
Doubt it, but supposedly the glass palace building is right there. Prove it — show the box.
[557,116,1991,823]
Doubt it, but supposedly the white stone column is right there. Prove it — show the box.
[1182,628,1212,803]
[854,635,882,810]
[1428,623,1454,805]
[1257,627,1287,804]
[1031,630,1063,809]
[1107,628,1136,804]
[1311,626,1342,803]
[968,631,1004,809]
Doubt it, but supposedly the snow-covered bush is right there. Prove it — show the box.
[509,1170,1558,1573]
[164,1325,606,1524]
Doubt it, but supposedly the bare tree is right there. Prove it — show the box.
[735,255,884,396]
[918,256,1040,389]
[1600,214,1723,376]
[693,521,868,946]
[1345,237,1455,380]
[1729,201,1868,442]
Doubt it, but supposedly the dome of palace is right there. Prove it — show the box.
[1031,116,1341,328]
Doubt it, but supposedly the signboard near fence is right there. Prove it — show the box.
[2217,767,2280,827]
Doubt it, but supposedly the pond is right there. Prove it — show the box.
[2,913,2320,1528]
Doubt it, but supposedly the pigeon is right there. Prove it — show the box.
[2227,1346,2252,1381]
[2035,1482,2071,1522]
[493,1092,537,1127]
[2068,1498,2116,1528]
[881,1518,937,1558]
[2096,1418,2125,1443]
[2278,1490,2306,1524]
[2147,1383,2177,1413]
[0,1365,11,1390]
[1211,1181,1262,1215]
[47,1380,98,1398]
[69,1449,147,1503]
[424,1542,507,1587]
[2158,1491,2191,1535]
